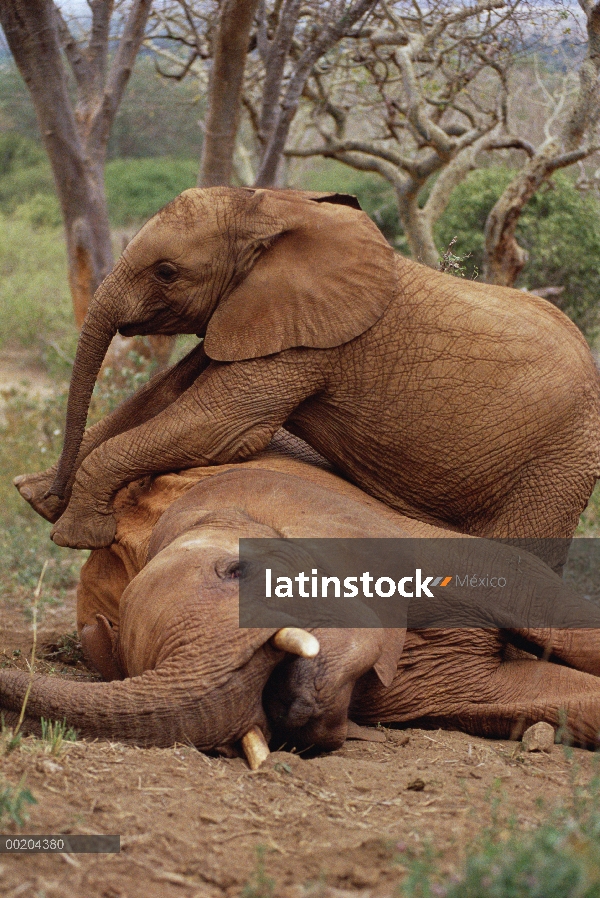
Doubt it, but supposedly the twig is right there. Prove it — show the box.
[13,561,48,739]
[44,340,74,367]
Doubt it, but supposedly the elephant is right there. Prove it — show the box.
[13,188,600,570]
[5,442,600,760]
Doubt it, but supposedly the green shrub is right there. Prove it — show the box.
[0,133,45,177]
[105,157,197,225]
[0,776,36,828]
[436,168,600,337]
[0,159,56,215]
[14,193,62,228]
[0,389,84,601]
[399,775,600,898]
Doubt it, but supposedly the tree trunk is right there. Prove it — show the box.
[395,186,440,269]
[63,160,114,327]
[482,143,558,287]
[198,0,260,187]
[483,2,600,287]
[0,0,114,325]
[0,0,165,370]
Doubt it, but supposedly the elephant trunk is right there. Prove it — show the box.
[50,290,118,499]
[0,658,273,751]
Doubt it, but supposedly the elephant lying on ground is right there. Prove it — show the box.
[14,188,600,570]
[4,444,600,759]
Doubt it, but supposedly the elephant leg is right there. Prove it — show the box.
[510,628,600,678]
[425,657,600,747]
[76,547,132,632]
[51,354,326,548]
[480,460,597,574]
[14,341,209,522]
[352,630,600,747]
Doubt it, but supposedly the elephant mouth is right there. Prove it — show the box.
[240,627,319,769]
[119,318,180,337]
[118,307,193,337]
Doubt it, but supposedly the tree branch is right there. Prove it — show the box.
[89,0,152,151]
[53,4,89,89]
[255,0,378,185]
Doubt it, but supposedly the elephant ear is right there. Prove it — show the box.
[373,628,406,688]
[203,190,397,361]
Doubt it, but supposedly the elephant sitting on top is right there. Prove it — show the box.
[4,439,600,761]
[13,188,600,573]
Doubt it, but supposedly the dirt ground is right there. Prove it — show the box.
[1,592,598,898]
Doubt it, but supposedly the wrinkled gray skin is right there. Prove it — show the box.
[5,452,600,753]
[14,188,600,572]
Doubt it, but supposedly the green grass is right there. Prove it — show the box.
[398,770,600,897]
[0,775,36,828]
[0,214,76,364]
[40,718,77,756]
[242,846,276,898]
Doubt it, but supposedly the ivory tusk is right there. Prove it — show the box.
[241,726,270,770]
[271,627,320,658]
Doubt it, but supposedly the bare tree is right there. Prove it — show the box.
[199,0,260,186]
[148,0,380,188]
[288,0,530,267]
[482,0,600,285]
[0,0,152,335]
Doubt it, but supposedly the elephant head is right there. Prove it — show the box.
[264,628,404,751]
[49,187,395,501]
[0,514,289,757]
[0,475,404,762]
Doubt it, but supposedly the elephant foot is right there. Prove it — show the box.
[51,506,116,550]
[14,469,66,523]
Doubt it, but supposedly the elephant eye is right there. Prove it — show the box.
[155,262,179,283]
[215,558,248,581]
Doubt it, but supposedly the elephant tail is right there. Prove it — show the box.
[0,662,261,751]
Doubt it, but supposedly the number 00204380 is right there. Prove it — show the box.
[3,838,65,851]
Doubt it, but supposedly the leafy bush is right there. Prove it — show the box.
[0,133,45,177]
[0,157,56,215]
[14,193,62,228]
[105,157,197,225]
[0,132,198,226]
[436,168,600,337]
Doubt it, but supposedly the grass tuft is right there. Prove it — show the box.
[242,846,276,898]
[0,775,36,828]
[40,718,77,756]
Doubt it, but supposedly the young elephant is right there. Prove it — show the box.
[15,188,600,572]
[4,448,600,759]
